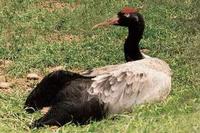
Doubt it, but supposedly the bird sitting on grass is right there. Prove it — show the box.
[24,7,172,128]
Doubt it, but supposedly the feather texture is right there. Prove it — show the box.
[85,57,171,114]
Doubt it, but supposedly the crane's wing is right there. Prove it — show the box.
[87,64,171,114]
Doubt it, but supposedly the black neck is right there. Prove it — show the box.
[124,20,145,62]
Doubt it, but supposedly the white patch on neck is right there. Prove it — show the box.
[133,15,139,22]
[142,53,151,58]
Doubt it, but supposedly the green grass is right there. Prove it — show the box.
[0,0,200,132]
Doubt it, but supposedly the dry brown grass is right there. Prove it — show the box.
[36,0,80,12]
[44,32,83,43]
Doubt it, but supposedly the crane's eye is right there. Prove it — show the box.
[124,13,130,18]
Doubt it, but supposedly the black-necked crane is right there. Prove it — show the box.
[24,7,172,128]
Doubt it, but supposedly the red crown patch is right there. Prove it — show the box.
[120,7,138,14]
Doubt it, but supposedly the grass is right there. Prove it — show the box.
[0,0,199,132]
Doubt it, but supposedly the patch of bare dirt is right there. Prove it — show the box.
[0,60,42,93]
[0,60,85,94]
[0,73,41,94]
[0,81,12,93]
[37,0,80,12]
[3,75,41,94]
[0,88,13,93]
[0,60,13,93]
[0,82,12,89]
[0,76,6,82]
[0,80,13,93]
[44,32,83,43]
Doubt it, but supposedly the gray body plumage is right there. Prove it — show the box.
[82,57,172,115]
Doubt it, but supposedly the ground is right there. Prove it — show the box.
[0,0,200,132]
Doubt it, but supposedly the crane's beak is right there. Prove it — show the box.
[92,15,119,29]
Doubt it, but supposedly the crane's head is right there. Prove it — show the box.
[93,7,144,29]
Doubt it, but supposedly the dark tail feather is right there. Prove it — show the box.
[24,70,86,113]
[30,97,105,128]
